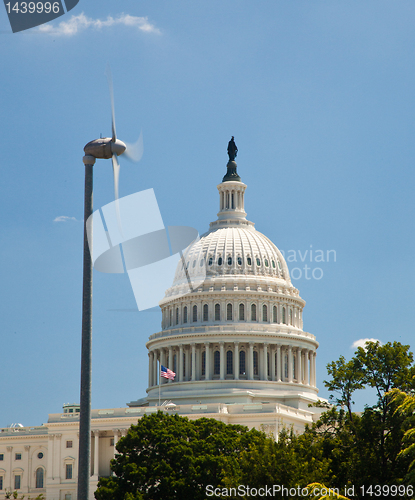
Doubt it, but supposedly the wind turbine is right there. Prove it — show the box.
[78,67,143,500]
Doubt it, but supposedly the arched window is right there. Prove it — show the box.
[284,353,289,379]
[36,467,44,489]
[208,257,213,266]
[293,354,296,379]
[239,303,245,321]
[226,350,233,375]
[183,306,188,324]
[173,354,177,374]
[239,351,246,375]
[183,353,186,378]
[169,309,172,327]
[192,305,197,322]
[267,352,270,377]
[237,256,242,266]
[262,304,268,322]
[215,303,221,321]
[214,350,220,375]
[253,351,259,376]
[247,257,252,266]
[203,304,208,322]
[175,308,179,325]
[201,351,206,376]
[227,256,232,266]
[289,309,293,325]
[282,307,286,325]
[256,258,261,266]
[218,257,223,266]
[227,303,233,321]
[251,304,257,321]
[273,306,278,323]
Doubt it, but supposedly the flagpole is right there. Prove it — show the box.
[158,361,161,406]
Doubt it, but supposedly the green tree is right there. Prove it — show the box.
[95,411,264,500]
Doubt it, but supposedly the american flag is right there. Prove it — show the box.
[160,365,176,381]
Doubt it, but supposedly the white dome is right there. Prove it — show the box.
[174,225,291,284]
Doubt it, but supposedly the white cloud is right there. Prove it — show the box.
[53,216,78,222]
[38,13,161,36]
[351,338,382,350]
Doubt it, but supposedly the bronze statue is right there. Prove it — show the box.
[227,136,238,161]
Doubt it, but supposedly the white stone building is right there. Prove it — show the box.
[0,153,325,500]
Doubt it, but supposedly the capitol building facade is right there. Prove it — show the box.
[0,150,324,500]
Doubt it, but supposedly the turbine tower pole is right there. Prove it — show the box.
[77,154,96,500]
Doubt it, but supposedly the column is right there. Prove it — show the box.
[263,343,268,380]
[297,348,302,384]
[312,352,317,387]
[271,346,276,381]
[54,434,62,480]
[191,344,196,381]
[234,342,239,380]
[47,436,54,480]
[288,346,293,383]
[179,345,184,382]
[249,342,254,380]
[93,430,100,477]
[278,303,283,324]
[205,342,211,380]
[148,352,153,388]
[276,345,281,382]
[7,446,12,490]
[305,350,310,385]
[168,347,173,382]
[112,430,120,456]
[24,445,30,492]
[219,342,225,380]
[153,350,158,387]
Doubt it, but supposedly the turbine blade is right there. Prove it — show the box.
[106,64,117,142]
[112,153,120,201]
[112,154,123,236]
[124,130,144,162]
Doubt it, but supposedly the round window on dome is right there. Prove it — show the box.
[256,258,261,266]
[208,257,213,266]
[237,257,242,265]
[247,257,252,266]
[218,257,223,266]
[228,257,232,265]
[37,452,43,459]
[264,259,269,267]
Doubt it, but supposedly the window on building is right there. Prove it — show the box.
[251,304,257,321]
[0,476,3,490]
[226,350,233,375]
[36,467,44,488]
[110,438,114,446]
[262,304,268,322]
[247,257,252,266]
[15,453,21,460]
[264,259,269,267]
[201,351,206,376]
[176,308,179,325]
[37,452,43,459]
[272,260,276,268]
[253,351,259,376]
[66,441,73,448]
[237,256,242,265]
[282,307,286,325]
[289,309,293,325]
[214,303,220,321]
[273,306,278,323]
[256,258,261,266]
[239,351,246,375]
[214,350,220,375]
[173,354,177,374]
[208,257,213,266]
[192,305,197,322]
[65,495,72,500]
[0,454,3,461]
[285,353,289,379]
[227,256,232,265]
[203,304,208,322]
[227,303,233,321]
[183,353,186,378]
[14,475,21,490]
[218,257,223,266]
[183,306,188,324]
[66,464,73,480]
[267,352,270,377]
[239,303,245,321]
[169,309,172,327]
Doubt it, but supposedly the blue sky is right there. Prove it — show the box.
[1,1,415,427]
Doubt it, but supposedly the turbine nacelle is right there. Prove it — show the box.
[84,137,126,160]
